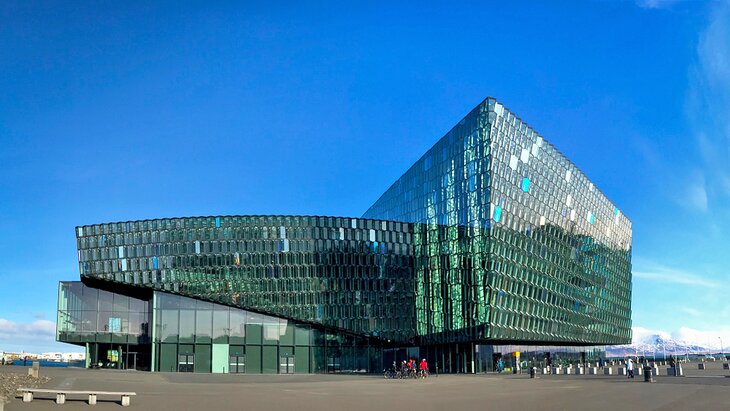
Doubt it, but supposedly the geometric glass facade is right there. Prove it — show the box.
[58,97,632,373]
[364,98,632,346]
[74,216,415,343]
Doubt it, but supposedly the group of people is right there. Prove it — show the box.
[392,358,430,378]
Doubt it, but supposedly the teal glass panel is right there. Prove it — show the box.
[280,323,295,346]
[159,308,179,343]
[211,343,229,374]
[195,309,212,343]
[159,343,177,372]
[245,324,262,345]
[229,310,246,345]
[212,309,229,344]
[295,326,311,346]
[179,310,195,343]
[194,344,211,373]
[295,347,310,373]
[262,346,277,374]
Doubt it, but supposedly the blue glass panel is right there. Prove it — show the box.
[521,177,530,192]
[153,256,158,269]
[215,217,221,228]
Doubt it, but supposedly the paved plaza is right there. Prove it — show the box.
[2,364,730,411]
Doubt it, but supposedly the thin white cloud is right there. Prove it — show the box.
[682,171,708,212]
[635,0,682,9]
[633,262,721,288]
[698,3,730,89]
[679,306,702,317]
[687,1,730,204]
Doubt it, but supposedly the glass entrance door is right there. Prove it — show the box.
[178,354,194,372]
[279,356,295,374]
[229,355,245,373]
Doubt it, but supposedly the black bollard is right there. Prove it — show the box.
[643,366,653,382]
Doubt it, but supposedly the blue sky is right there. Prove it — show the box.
[1,0,729,353]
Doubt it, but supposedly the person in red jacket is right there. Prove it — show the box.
[420,358,429,378]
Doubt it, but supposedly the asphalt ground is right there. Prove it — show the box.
[2,364,730,411]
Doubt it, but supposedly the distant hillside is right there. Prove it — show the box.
[606,332,718,358]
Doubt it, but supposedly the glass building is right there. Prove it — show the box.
[57,98,632,373]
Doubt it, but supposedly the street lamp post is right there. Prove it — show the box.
[719,337,724,360]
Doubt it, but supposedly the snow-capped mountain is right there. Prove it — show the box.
[606,328,726,358]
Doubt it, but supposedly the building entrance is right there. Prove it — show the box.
[230,354,245,373]
[280,356,295,374]
[178,353,194,372]
[88,343,151,371]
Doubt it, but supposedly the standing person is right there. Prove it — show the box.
[497,358,503,373]
[627,358,634,378]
